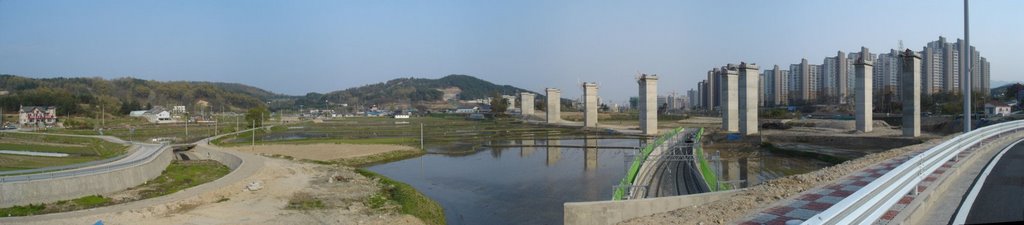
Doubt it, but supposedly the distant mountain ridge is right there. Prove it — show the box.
[0,74,284,115]
[299,74,534,107]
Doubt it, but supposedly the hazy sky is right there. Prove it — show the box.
[2,0,1022,104]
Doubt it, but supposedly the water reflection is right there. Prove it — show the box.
[546,139,560,166]
[585,136,598,171]
[368,137,637,225]
[714,152,828,188]
[368,134,831,225]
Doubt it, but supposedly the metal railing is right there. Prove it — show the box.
[803,120,1024,225]
[611,127,684,200]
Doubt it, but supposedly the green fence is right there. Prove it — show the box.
[611,127,684,200]
[692,128,725,191]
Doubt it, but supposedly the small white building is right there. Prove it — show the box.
[172,105,187,114]
[128,110,148,117]
[454,107,478,114]
[139,106,173,123]
[985,101,1012,117]
[394,114,410,119]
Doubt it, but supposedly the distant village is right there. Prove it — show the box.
[4,87,1021,130]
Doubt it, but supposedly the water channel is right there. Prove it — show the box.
[367,134,832,225]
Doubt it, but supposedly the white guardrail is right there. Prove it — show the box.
[803,120,1024,225]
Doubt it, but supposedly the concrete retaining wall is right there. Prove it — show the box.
[0,146,174,208]
[564,190,741,225]
[190,145,243,170]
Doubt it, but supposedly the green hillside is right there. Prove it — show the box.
[0,75,284,115]
[299,74,535,107]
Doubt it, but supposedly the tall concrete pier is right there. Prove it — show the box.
[901,49,921,137]
[855,47,874,132]
[546,88,561,124]
[721,66,739,132]
[520,92,535,117]
[738,62,760,135]
[583,82,598,127]
[638,74,658,135]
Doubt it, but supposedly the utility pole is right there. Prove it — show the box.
[185,112,189,139]
[251,120,256,151]
[420,123,424,150]
[963,0,972,133]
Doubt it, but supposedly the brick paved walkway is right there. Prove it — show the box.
[739,141,988,225]
[739,149,925,225]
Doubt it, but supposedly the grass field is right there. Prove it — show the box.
[0,132,127,171]
[0,160,229,217]
[135,160,231,199]
[357,168,446,225]
[36,115,244,144]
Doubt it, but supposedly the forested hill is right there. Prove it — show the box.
[0,75,285,115]
[296,74,534,107]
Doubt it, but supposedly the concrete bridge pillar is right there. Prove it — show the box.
[546,88,560,124]
[638,74,659,135]
[901,49,921,137]
[583,82,599,128]
[520,92,535,117]
[855,47,874,133]
[721,66,739,132]
[739,63,760,135]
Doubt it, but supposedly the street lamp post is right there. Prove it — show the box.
[963,0,972,132]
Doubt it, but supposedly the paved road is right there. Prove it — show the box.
[645,130,708,198]
[0,131,171,180]
[0,142,165,182]
[0,128,266,224]
[958,138,1024,224]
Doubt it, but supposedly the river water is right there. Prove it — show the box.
[368,136,831,225]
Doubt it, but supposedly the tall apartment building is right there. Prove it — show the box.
[979,57,990,94]
[823,56,838,102]
[919,36,990,95]
[788,58,820,103]
[688,88,699,110]
[695,36,990,108]
[873,49,901,101]
[759,71,765,107]
[762,65,789,106]
[698,81,706,110]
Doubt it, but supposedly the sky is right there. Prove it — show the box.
[2,0,1022,105]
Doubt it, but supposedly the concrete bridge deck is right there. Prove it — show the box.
[642,129,708,198]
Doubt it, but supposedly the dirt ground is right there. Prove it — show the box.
[18,157,424,225]
[618,134,955,225]
[229,143,417,161]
